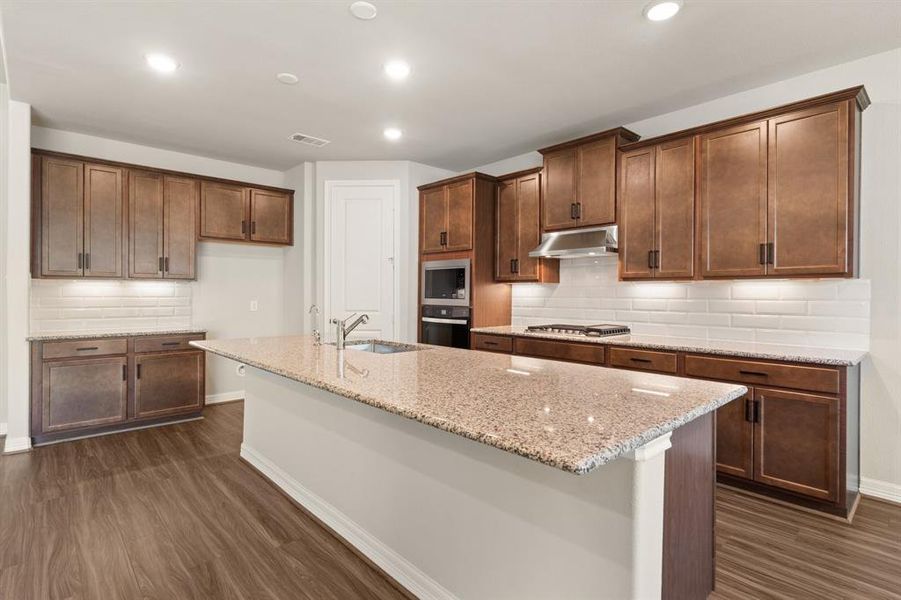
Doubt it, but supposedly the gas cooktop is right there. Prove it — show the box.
[525,323,631,337]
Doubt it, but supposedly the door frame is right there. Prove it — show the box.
[321,179,401,343]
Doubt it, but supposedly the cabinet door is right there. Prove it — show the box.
[83,163,124,278]
[41,357,128,433]
[128,170,164,279]
[420,187,447,254]
[655,137,696,279]
[135,351,204,419]
[200,181,249,240]
[618,147,656,280]
[715,388,755,480]
[576,136,617,226]
[516,173,542,281]
[496,179,518,281]
[768,101,850,276]
[445,179,474,252]
[542,148,578,231]
[40,156,84,277]
[698,121,767,278]
[754,387,840,502]
[250,189,292,244]
[163,176,198,280]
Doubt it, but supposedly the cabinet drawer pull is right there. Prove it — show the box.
[161,341,181,347]
[739,369,769,377]
[482,341,498,346]
[76,346,99,352]
[630,357,652,364]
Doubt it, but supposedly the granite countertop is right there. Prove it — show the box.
[471,326,867,366]
[27,328,207,342]
[191,336,745,475]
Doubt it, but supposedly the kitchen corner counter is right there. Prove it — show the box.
[471,325,867,366]
[27,328,207,342]
[191,335,745,474]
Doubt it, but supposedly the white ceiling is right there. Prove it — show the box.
[1,1,899,171]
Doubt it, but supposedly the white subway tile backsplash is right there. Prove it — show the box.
[30,280,193,336]
[511,260,871,350]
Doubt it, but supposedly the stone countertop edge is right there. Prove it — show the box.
[189,339,747,475]
[27,329,208,342]
[470,326,866,367]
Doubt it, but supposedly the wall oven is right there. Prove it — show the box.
[422,259,470,307]
[421,305,471,349]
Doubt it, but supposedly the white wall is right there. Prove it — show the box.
[29,127,292,402]
[469,48,901,498]
[0,82,8,435]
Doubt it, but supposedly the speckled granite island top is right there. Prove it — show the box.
[191,336,746,474]
[471,326,867,366]
[27,328,207,342]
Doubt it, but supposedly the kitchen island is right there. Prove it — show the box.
[192,335,745,600]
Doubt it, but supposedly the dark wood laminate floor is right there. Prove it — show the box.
[1,401,898,599]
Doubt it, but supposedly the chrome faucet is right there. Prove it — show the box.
[330,313,370,350]
[308,305,321,345]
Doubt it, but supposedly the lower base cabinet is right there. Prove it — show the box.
[31,333,206,444]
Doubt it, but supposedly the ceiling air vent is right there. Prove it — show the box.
[289,132,330,147]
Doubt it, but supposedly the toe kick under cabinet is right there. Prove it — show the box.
[30,333,206,445]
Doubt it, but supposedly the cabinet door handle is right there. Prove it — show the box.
[759,243,767,265]
[510,258,515,274]
[76,346,99,352]
[85,253,91,270]
[159,257,164,272]
[251,221,256,235]
[766,242,774,265]
[575,202,582,219]
[744,398,754,422]
[753,399,761,423]
[164,257,170,273]
[241,220,246,234]
[439,231,447,246]
[570,203,577,220]
[77,253,83,270]
[654,250,660,269]
[136,364,142,379]
[122,364,127,381]
[739,369,769,378]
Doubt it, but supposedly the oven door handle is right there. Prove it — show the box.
[422,317,469,325]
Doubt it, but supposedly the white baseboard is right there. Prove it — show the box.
[860,477,901,505]
[3,435,32,454]
[240,443,457,600]
[0,422,7,436]
[205,391,245,405]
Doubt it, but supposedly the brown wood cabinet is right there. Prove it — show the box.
[135,350,204,419]
[34,156,125,279]
[619,86,867,282]
[419,177,475,254]
[539,128,640,232]
[129,171,197,280]
[30,333,206,444]
[495,169,559,283]
[163,176,199,279]
[619,137,696,280]
[250,189,292,244]
[469,331,858,517]
[199,181,294,245]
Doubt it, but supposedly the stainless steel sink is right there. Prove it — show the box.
[342,340,420,354]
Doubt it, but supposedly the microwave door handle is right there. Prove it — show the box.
[422,317,469,325]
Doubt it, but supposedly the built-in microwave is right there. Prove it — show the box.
[421,259,470,307]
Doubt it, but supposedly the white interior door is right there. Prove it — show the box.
[325,181,397,342]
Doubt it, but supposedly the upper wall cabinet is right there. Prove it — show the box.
[539,128,640,232]
[618,86,868,282]
[32,156,125,279]
[419,174,490,255]
[495,168,559,283]
[199,182,293,245]
[619,137,696,280]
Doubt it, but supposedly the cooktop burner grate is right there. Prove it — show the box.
[525,323,631,337]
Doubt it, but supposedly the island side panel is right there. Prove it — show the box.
[240,367,647,600]
[662,412,716,600]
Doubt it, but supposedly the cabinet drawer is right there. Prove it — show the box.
[684,355,839,394]
[42,338,127,360]
[134,334,205,354]
[514,337,605,365]
[472,334,513,353]
[609,347,678,374]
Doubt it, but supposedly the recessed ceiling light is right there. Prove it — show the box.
[145,53,179,73]
[276,72,299,85]
[383,127,402,141]
[643,0,682,21]
[349,1,377,20]
[383,60,411,81]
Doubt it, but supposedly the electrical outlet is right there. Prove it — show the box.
[250,300,258,312]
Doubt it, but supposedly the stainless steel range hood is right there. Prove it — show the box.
[528,225,618,259]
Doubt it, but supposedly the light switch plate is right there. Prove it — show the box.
[250,300,258,312]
